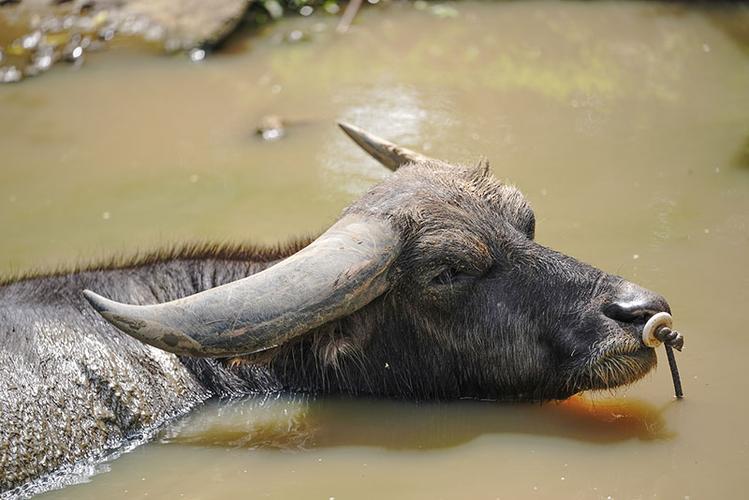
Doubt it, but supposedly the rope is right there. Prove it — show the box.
[643,312,685,399]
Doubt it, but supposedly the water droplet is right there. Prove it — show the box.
[189,48,206,62]
[102,211,111,220]
[288,30,304,43]
[99,27,116,42]
[22,31,42,50]
[164,38,182,52]
[632,254,639,260]
[33,48,54,71]
[300,6,314,16]
[261,128,283,141]
[144,25,165,42]
[76,16,96,31]
[69,45,83,61]
[62,15,75,30]
[430,4,459,18]
[1,66,23,83]
[41,16,63,32]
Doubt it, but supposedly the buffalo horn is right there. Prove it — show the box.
[83,214,400,357]
[338,121,437,171]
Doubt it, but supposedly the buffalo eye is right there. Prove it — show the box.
[430,267,480,287]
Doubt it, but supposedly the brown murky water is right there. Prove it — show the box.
[1,1,748,498]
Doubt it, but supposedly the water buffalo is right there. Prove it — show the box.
[0,124,671,495]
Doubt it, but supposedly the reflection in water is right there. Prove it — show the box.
[160,394,315,450]
[321,85,454,195]
[160,393,673,452]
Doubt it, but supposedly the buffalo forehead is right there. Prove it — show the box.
[348,161,534,234]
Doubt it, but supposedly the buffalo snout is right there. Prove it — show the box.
[602,280,671,326]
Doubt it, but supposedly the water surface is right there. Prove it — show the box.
[1,1,748,498]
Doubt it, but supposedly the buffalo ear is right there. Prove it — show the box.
[473,157,492,179]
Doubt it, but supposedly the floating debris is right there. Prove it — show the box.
[256,115,286,142]
[336,0,362,34]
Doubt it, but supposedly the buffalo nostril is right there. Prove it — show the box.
[603,283,671,324]
[603,302,649,323]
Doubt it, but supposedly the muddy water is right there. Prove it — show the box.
[1,1,748,498]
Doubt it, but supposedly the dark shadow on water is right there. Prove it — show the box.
[649,2,749,55]
[732,135,749,169]
[158,393,677,451]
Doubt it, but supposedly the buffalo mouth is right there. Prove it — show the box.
[567,330,657,394]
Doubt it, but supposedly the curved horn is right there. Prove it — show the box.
[338,122,438,171]
[83,214,400,357]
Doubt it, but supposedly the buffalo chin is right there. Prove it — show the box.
[587,348,657,392]
[567,347,657,395]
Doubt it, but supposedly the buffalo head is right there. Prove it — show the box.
[83,123,671,401]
